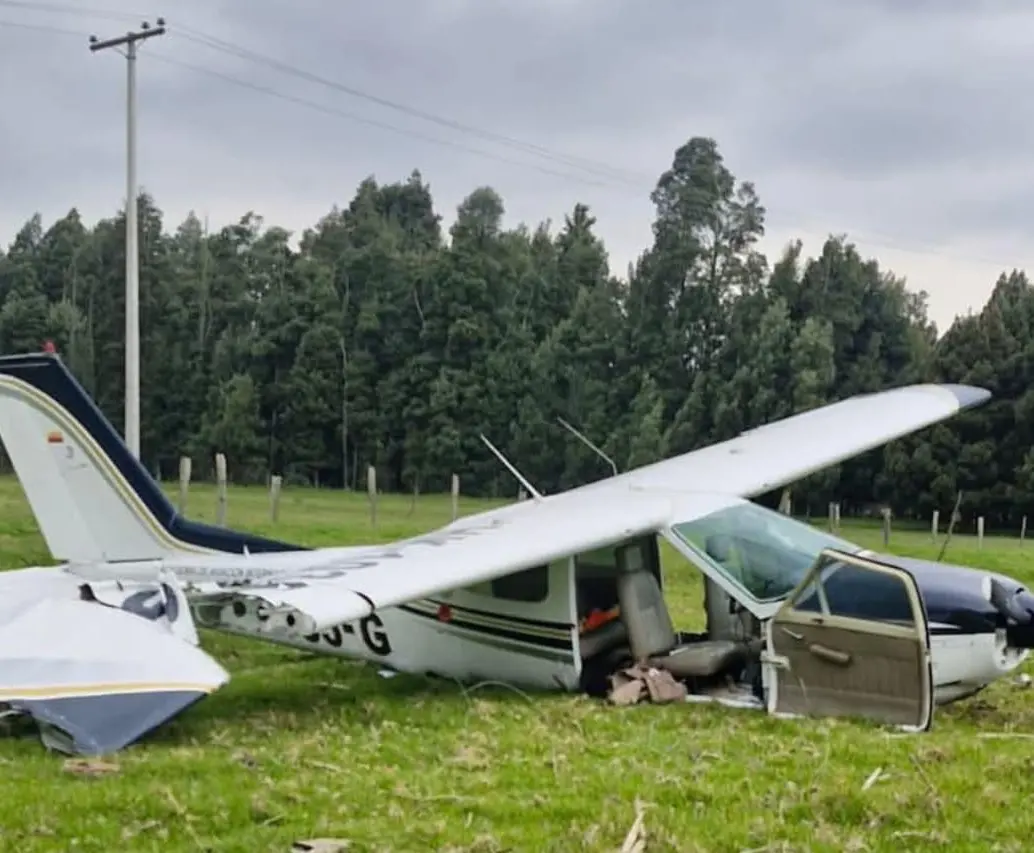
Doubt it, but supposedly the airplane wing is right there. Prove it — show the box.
[168,383,989,636]
[0,595,228,755]
[626,383,990,498]
[174,493,675,635]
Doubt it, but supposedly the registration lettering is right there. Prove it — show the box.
[303,613,392,657]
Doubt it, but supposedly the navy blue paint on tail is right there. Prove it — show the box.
[0,353,307,555]
[13,689,209,755]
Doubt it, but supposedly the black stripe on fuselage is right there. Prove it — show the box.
[398,603,574,651]
[424,599,573,632]
[0,354,302,554]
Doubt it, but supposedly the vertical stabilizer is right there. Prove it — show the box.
[0,353,303,562]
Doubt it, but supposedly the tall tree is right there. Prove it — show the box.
[0,136,1013,518]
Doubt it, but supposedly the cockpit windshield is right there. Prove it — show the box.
[670,502,862,602]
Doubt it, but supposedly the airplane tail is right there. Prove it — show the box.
[0,353,303,563]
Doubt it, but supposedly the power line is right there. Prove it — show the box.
[0,13,630,189]
[141,24,1034,271]
[0,11,1032,276]
[0,0,140,22]
[146,52,617,189]
[0,4,646,188]
[0,16,80,35]
[88,17,167,461]
[137,51,1034,271]
[0,0,645,185]
[173,26,649,187]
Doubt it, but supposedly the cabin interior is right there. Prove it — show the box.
[574,533,765,699]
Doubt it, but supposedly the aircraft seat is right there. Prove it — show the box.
[616,565,748,680]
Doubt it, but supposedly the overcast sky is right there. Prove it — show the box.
[2,0,1032,332]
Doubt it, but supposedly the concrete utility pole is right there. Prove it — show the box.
[89,18,166,459]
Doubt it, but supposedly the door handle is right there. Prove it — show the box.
[809,642,852,666]
[779,627,804,641]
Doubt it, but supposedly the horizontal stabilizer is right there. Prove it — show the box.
[0,597,228,755]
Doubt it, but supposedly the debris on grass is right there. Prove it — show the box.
[607,665,687,706]
[120,819,164,842]
[909,751,940,808]
[162,786,206,848]
[861,767,883,791]
[292,840,351,852]
[62,757,119,777]
[977,731,1034,739]
[233,749,260,769]
[448,744,490,769]
[620,799,647,853]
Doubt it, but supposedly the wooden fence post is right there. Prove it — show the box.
[215,453,227,526]
[269,474,283,522]
[881,507,891,547]
[931,509,939,542]
[178,456,192,513]
[977,516,985,549]
[367,465,377,529]
[451,473,460,521]
[1022,516,1028,547]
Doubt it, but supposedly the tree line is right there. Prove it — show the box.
[0,136,1027,524]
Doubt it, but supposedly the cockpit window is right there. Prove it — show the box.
[670,502,861,602]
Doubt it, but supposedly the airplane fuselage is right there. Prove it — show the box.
[3,539,1028,714]
[184,548,1033,708]
[203,596,1026,705]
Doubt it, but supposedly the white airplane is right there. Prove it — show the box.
[0,353,1029,757]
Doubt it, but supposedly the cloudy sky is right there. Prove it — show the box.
[2,0,1032,331]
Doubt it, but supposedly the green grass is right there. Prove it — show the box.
[2,478,1034,851]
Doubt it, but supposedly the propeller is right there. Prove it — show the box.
[988,577,1034,625]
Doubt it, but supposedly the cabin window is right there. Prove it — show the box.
[475,565,550,603]
[789,558,915,624]
[818,561,915,623]
[792,584,823,613]
[573,538,662,626]
[671,502,861,602]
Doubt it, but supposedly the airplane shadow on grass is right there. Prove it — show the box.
[139,651,560,750]
[2,648,1028,755]
[146,660,1034,753]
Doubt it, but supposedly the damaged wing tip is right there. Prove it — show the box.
[939,384,992,411]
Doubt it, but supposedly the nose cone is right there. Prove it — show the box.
[1009,587,1034,624]
[1016,588,1034,618]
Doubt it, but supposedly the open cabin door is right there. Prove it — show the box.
[765,548,933,730]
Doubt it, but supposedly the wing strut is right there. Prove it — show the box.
[478,434,543,501]
[557,417,619,477]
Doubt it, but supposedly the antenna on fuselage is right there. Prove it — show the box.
[478,433,544,501]
[556,416,619,477]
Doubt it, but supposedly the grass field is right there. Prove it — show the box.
[2,478,1034,852]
